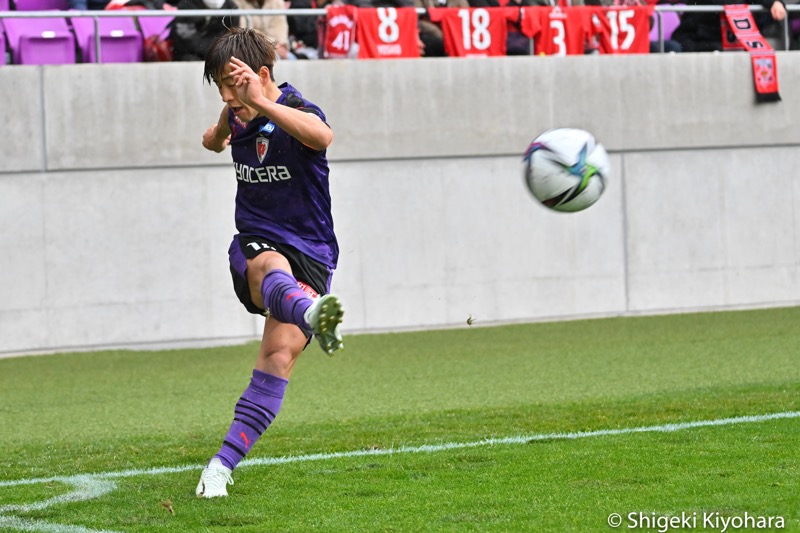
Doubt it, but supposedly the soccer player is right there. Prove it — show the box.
[195,27,344,498]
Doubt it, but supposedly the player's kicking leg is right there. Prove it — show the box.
[259,267,345,356]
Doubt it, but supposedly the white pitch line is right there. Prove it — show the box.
[0,478,117,514]
[2,410,798,490]
[1,411,798,533]
[0,477,119,533]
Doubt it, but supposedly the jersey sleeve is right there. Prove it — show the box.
[520,6,543,39]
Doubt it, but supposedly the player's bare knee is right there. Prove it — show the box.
[247,252,292,282]
[258,346,299,376]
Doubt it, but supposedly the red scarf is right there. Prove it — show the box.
[721,4,780,102]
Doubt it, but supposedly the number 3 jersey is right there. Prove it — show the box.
[521,6,591,56]
[227,82,339,269]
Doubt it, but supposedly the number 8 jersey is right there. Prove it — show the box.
[357,7,421,58]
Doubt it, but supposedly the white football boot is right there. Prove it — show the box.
[195,458,234,498]
[304,294,345,356]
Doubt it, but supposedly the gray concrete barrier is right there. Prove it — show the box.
[1,53,798,355]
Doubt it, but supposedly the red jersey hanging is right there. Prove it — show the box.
[428,7,516,57]
[521,6,591,56]
[589,5,653,54]
[323,4,358,59]
[357,7,421,59]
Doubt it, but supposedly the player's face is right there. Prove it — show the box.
[215,63,259,122]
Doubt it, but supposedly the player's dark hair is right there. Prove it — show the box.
[204,27,277,85]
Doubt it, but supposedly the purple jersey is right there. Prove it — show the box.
[227,83,338,269]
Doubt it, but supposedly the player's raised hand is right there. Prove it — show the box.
[203,123,230,153]
[229,56,264,108]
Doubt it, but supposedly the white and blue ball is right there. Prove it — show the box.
[523,128,610,213]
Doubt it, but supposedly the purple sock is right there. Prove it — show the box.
[261,269,313,328]
[214,369,289,470]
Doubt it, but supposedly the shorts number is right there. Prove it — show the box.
[247,242,275,252]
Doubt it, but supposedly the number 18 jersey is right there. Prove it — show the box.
[428,7,515,57]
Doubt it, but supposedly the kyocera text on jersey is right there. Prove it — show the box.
[234,162,292,183]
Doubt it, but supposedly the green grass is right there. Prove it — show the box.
[1,307,799,532]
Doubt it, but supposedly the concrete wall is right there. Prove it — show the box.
[1,53,799,355]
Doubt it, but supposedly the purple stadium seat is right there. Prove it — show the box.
[71,16,143,63]
[137,15,173,39]
[2,17,76,64]
[13,0,69,11]
[649,8,682,43]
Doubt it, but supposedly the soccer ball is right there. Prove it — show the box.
[522,128,610,213]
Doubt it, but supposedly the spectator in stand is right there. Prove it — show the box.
[671,0,786,51]
[287,0,320,58]
[234,0,294,59]
[414,0,468,57]
[170,0,240,61]
[69,0,110,11]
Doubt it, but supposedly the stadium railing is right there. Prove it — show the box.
[0,4,798,64]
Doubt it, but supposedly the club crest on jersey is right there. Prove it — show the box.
[256,137,269,163]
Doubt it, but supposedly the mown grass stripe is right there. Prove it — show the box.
[2,410,797,489]
[0,515,118,533]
